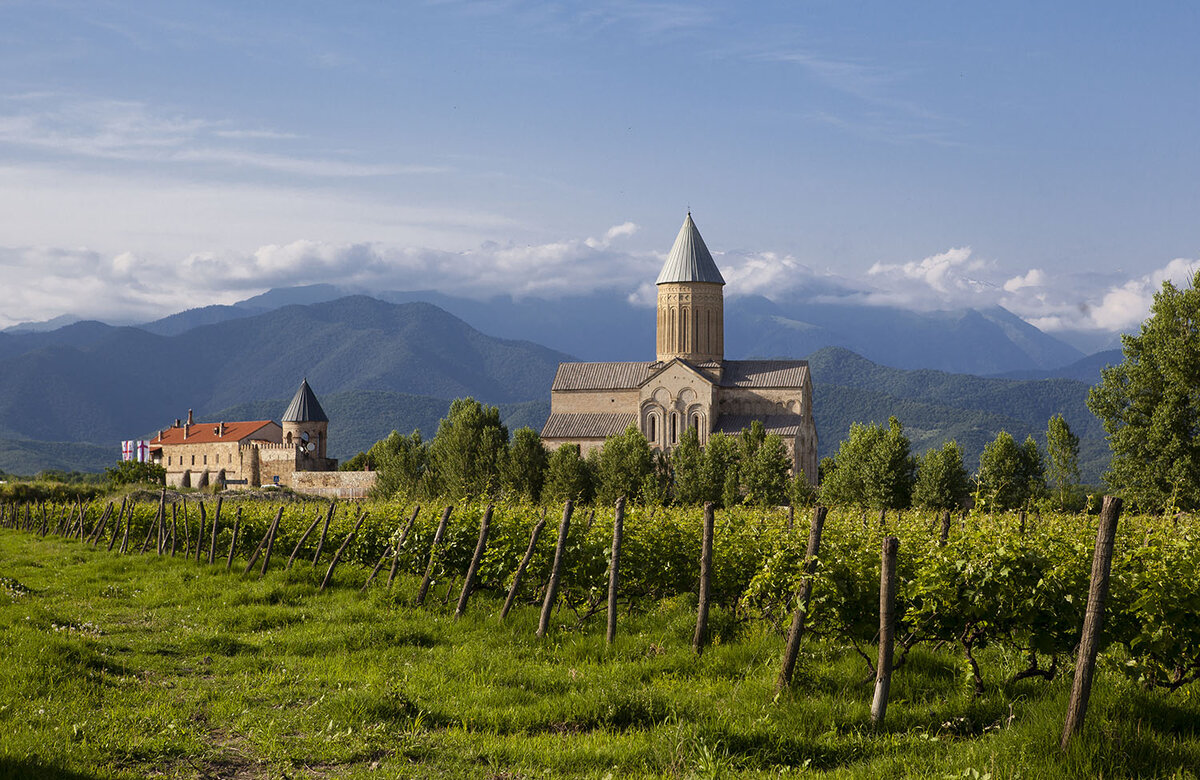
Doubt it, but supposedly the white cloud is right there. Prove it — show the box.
[0,94,437,178]
[1003,268,1046,292]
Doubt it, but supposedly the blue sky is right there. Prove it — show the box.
[1,1,1198,347]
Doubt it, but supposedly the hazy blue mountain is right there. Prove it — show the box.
[130,284,1088,374]
[808,347,1108,483]
[0,296,568,449]
[992,349,1123,384]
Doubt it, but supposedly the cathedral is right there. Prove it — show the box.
[540,213,819,484]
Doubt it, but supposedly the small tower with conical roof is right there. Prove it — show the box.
[656,212,725,363]
[281,378,329,459]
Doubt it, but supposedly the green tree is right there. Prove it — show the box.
[594,425,655,505]
[105,460,166,487]
[369,430,431,499]
[821,417,916,510]
[670,425,705,505]
[1046,414,1081,511]
[429,398,508,500]
[504,426,548,502]
[1088,272,1200,512]
[738,421,791,506]
[975,431,1044,511]
[912,440,970,510]
[702,432,739,507]
[543,443,592,504]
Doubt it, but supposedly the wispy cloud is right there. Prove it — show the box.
[0,94,441,178]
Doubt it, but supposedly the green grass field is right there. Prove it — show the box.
[3,527,1199,779]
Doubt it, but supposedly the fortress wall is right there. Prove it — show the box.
[287,470,377,499]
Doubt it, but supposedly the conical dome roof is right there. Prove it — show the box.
[655,212,725,285]
[282,378,328,423]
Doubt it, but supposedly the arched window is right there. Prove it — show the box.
[286,432,293,445]
[670,413,678,445]
[647,415,656,443]
[692,413,701,433]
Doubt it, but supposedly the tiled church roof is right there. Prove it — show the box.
[541,412,638,439]
[551,359,809,391]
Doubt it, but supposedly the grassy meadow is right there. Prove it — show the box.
[2,523,1200,779]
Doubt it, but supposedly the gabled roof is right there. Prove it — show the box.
[552,362,655,391]
[541,412,637,440]
[720,360,809,388]
[154,420,277,445]
[656,212,725,285]
[551,358,809,392]
[714,414,806,437]
[282,378,329,423]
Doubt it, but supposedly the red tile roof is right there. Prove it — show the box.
[153,421,277,445]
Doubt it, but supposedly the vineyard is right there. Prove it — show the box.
[3,493,1200,778]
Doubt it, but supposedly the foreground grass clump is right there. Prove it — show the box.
[2,530,1200,779]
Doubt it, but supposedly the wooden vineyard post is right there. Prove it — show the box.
[156,495,166,554]
[226,508,241,571]
[141,491,165,554]
[537,500,574,638]
[1061,495,1122,750]
[119,503,133,554]
[287,509,324,570]
[501,508,547,621]
[259,506,284,575]
[387,506,421,588]
[938,510,952,547]
[455,505,494,618]
[693,502,716,655]
[196,502,207,563]
[361,545,393,593]
[319,509,369,592]
[311,502,336,565]
[169,504,178,556]
[606,497,625,645]
[777,505,828,690]
[209,497,223,565]
[88,503,113,547]
[870,536,900,727]
[244,509,280,574]
[416,506,453,606]
[180,498,191,557]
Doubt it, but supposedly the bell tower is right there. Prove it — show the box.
[281,378,329,459]
[656,212,725,363]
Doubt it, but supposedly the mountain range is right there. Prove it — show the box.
[0,290,1118,484]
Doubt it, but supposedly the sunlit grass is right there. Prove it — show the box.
[2,528,1199,779]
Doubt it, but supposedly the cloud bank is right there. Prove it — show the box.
[3,224,1195,342]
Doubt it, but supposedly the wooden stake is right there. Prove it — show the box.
[244,507,281,575]
[170,504,178,557]
[387,506,421,589]
[209,496,222,565]
[319,509,369,592]
[196,501,207,563]
[416,506,453,606]
[606,497,625,645]
[226,507,241,571]
[693,502,716,654]
[870,536,900,727]
[287,509,324,570]
[501,508,547,621]
[537,501,574,638]
[455,505,493,618]
[1061,495,1122,749]
[777,506,828,690]
[311,501,336,565]
[938,510,952,547]
[259,506,284,575]
[180,497,191,557]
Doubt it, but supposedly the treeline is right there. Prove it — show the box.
[344,398,1088,512]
